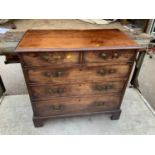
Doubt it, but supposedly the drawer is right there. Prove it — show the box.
[34,95,121,117]
[21,52,80,67]
[30,81,126,100]
[26,65,131,84]
[84,50,136,63]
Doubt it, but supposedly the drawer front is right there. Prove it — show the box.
[21,52,80,67]
[30,81,125,100]
[84,50,136,63]
[26,65,131,84]
[34,95,121,116]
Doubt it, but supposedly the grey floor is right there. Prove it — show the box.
[0,56,27,95]
[0,88,155,134]
[139,54,155,109]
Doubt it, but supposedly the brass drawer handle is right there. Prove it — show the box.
[94,84,113,91]
[41,53,63,63]
[112,52,119,58]
[41,54,49,61]
[57,88,65,93]
[50,104,64,111]
[93,101,105,107]
[97,69,106,75]
[100,52,107,59]
[108,69,116,74]
[47,88,64,94]
[48,88,57,94]
[44,71,63,77]
[98,69,116,76]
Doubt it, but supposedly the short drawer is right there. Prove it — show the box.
[84,50,136,63]
[30,81,126,100]
[34,95,121,117]
[21,52,80,67]
[26,65,131,84]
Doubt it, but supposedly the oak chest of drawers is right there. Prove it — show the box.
[16,29,141,127]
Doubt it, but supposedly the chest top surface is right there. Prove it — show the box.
[16,29,140,52]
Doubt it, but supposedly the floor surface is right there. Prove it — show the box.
[0,88,155,135]
[139,54,155,109]
[0,56,27,95]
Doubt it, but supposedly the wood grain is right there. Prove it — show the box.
[29,80,126,100]
[34,95,121,117]
[84,50,136,63]
[21,52,80,67]
[26,65,131,85]
[16,29,140,52]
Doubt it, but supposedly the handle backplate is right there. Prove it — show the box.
[50,104,64,111]
[44,71,63,78]
[47,87,65,94]
[94,84,113,91]
[93,101,105,107]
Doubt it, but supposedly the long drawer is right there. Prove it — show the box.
[34,95,121,117]
[30,80,126,100]
[26,65,131,84]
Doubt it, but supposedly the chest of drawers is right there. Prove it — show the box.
[16,29,141,127]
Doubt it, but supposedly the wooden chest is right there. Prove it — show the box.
[16,29,141,127]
